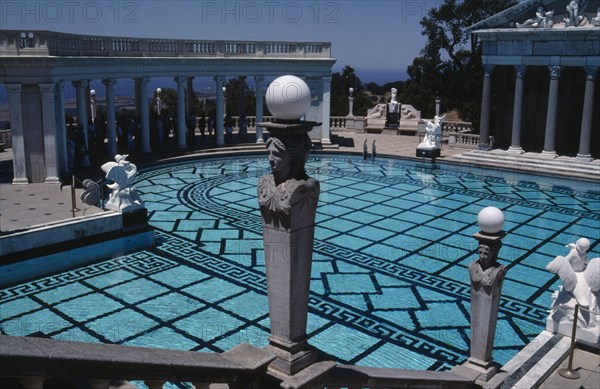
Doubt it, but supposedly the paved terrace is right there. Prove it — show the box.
[0,130,598,388]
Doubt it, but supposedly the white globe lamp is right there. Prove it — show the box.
[477,206,505,234]
[265,75,312,120]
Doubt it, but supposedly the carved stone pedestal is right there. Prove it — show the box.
[454,209,507,386]
[416,147,441,158]
[257,119,321,378]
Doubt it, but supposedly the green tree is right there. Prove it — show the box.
[331,65,373,116]
[223,77,256,117]
[404,0,515,127]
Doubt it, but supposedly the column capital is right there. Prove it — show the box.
[6,84,22,95]
[254,75,265,84]
[135,77,150,84]
[483,64,495,76]
[584,67,598,80]
[55,81,64,92]
[72,80,89,88]
[175,76,187,84]
[39,83,56,95]
[102,78,117,87]
[514,65,526,78]
[548,66,562,80]
[213,75,225,83]
[322,75,332,82]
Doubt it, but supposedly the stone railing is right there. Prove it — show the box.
[447,132,495,149]
[330,116,347,130]
[0,30,332,59]
[193,116,275,131]
[0,335,273,389]
[442,121,473,133]
[0,129,11,149]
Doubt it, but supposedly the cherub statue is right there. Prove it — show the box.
[418,114,445,150]
[546,238,599,327]
[101,154,144,213]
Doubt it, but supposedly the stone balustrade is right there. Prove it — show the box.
[0,30,331,58]
[442,121,473,133]
[448,132,495,149]
[330,116,347,130]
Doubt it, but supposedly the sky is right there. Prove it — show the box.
[0,0,443,83]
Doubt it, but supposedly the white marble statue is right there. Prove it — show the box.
[101,154,144,213]
[388,88,400,114]
[546,237,600,344]
[366,104,386,119]
[418,115,445,150]
[592,7,600,26]
[516,6,554,28]
[564,0,584,27]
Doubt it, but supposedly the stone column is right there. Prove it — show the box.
[460,207,507,384]
[478,65,494,150]
[577,67,597,161]
[254,76,265,143]
[72,80,90,166]
[7,84,28,184]
[103,79,118,158]
[138,77,151,153]
[321,76,332,145]
[239,75,246,117]
[54,82,68,176]
[215,75,225,146]
[542,66,562,157]
[186,77,195,117]
[175,76,187,149]
[134,78,142,117]
[39,83,60,183]
[508,66,526,154]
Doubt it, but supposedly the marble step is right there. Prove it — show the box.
[499,330,571,389]
[453,150,600,178]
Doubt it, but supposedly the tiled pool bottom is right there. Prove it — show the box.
[2,154,599,372]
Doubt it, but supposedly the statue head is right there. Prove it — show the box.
[477,242,501,271]
[576,237,590,254]
[266,134,312,185]
[391,88,398,102]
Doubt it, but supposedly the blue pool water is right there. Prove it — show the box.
[1,154,599,373]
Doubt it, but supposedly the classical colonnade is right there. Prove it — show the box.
[478,64,597,160]
[0,30,335,184]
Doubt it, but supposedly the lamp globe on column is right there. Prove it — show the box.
[477,206,505,234]
[265,75,311,120]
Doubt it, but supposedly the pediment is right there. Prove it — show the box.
[470,0,600,30]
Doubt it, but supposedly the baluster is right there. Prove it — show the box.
[19,377,45,389]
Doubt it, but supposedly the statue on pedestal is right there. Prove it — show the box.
[418,114,445,150]
[546,237,600,345]
[101,154,144,213]
[257,75,324,377]
[385,88,400,128]
[453,206,507,384]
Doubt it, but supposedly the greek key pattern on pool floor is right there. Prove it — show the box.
[2,155,598,371]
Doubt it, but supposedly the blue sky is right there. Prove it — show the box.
[0,0,443,82]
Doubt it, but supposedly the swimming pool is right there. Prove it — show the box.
[1,154,599,374]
